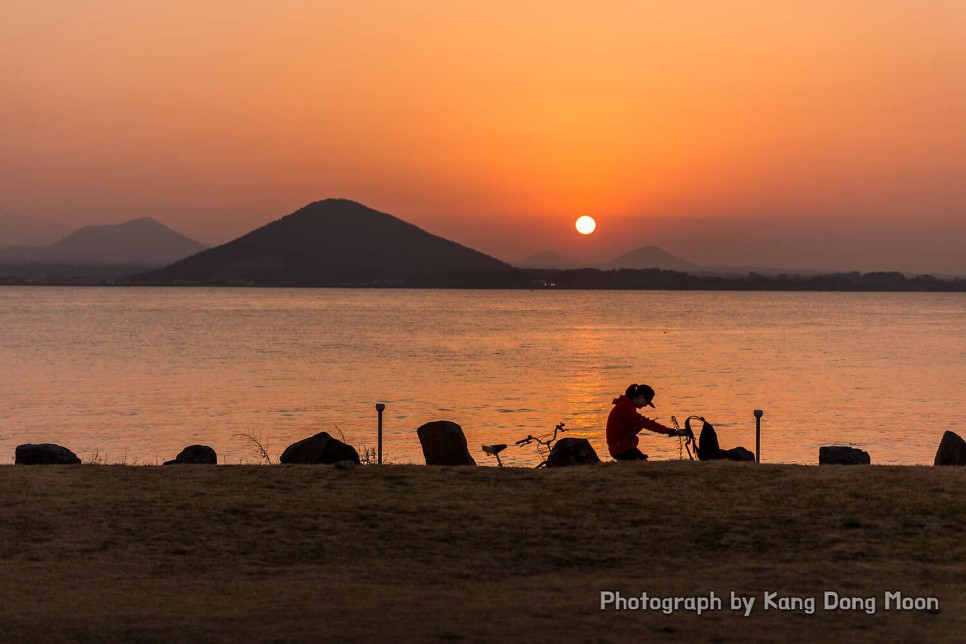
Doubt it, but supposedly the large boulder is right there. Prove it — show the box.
[416,421,476,466]
[279,432,360,465]
[721,446,756,462]
[15,444,81,465]
[544,438,601,467]
[819,445,871,465]
[163,445,217,465]
[934,431,966,466]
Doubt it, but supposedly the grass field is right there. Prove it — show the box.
[0,462,963,642]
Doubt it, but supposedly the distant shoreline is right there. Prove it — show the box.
[3,265,966,292]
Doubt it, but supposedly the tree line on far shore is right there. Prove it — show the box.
[404,268,966,292]
[3,264,966,292]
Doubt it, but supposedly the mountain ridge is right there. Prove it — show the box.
[1,217,206,264]
[133,199,510,285]
[600,244,701,272]
[516,245,702,272]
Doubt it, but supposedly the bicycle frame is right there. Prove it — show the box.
[482,422,567,468]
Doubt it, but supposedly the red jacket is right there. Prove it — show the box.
[606,395,674,456]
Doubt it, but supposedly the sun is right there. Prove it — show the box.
[575,215,597,235]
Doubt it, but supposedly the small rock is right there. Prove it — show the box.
[279,432,360,464]
[722,446,756,462]
[334,460,357,471]
[934,431,966,466]
[163,445,217,465]
[819,445,871,465]
[416,421,476,466]
[545,438,601,467]
[15,444,81,465]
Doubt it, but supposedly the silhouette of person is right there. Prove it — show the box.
[606,383,683,461]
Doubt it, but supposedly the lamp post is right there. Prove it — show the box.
[754,409,763,463]
[375,403,385,465]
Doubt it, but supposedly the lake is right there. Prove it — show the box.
[1,287,963,466]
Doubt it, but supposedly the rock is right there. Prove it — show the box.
[722,446,756,462]
[819,445,871,465]
[279,432,360,464]
[15,444,81,465]
[334,460,357,471]
[544,438,601,467]
[416,421,476,466]
[934,431,966,466]
[163,445,217,465]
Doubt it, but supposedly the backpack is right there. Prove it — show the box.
[685,416,722,460]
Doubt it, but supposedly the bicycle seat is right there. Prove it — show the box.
[482,444,508,455]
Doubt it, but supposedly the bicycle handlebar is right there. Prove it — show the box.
[506,422,569,449]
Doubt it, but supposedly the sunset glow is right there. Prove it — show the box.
[2,1,965,273]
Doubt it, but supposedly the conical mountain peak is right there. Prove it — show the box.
[135,200,508,285]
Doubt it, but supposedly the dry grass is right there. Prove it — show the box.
[0,462,964,643]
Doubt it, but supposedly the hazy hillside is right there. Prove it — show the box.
[133,199,510,285]
[1,217,206,264]
[600,245,702,272]
[516,246,703,272]
[0,209,74,249]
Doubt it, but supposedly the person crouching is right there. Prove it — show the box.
[606,383,683,461]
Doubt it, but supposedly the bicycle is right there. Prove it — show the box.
[481,422,568,468]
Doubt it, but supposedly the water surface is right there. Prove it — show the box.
[1,287,963,466]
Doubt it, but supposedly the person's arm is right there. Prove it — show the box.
[633,411,676,436]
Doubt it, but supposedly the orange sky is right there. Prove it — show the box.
[2,1,965,272]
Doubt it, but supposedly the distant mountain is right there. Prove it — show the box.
[516,251,586,269]
[133,199,510,285]
[0,209,74,249]
[2,217,206,264]
[600,245,701,272]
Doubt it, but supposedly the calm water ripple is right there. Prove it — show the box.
[1,287,964,466]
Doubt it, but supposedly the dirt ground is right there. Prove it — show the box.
[0,462,963,642]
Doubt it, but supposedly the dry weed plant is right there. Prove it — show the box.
[358,446,377,465]
[232,430,275,464]
[231,423,367,465]
[85,450,139,465]
[333,423,387,464]
[332,423,348,442]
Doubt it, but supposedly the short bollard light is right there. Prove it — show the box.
[375,403,386,465]
[754,409,763,463]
